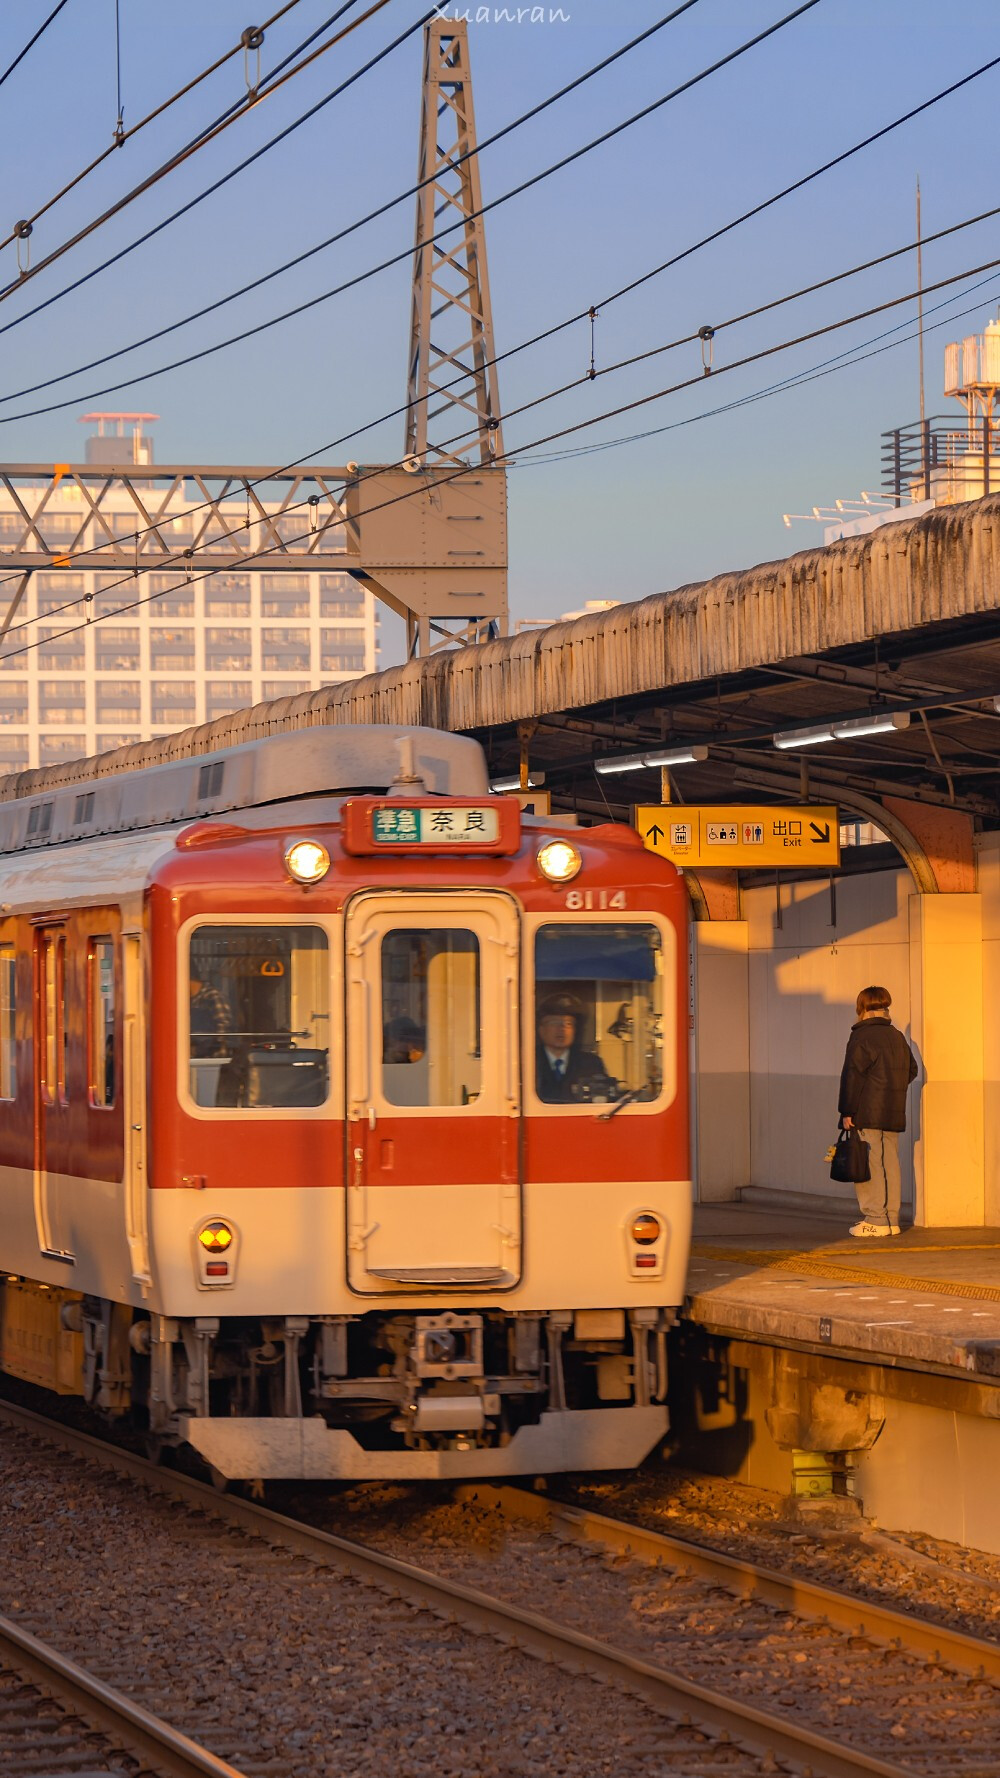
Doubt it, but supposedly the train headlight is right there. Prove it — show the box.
[285,839,330,884]
[536,839,582,883]
[198,1220,233,1253]
[630,1214,661,1245]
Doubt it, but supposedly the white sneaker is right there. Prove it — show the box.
[888,1224,901,1236]
[849,1220,891,1238]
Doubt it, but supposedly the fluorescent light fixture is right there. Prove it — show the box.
[490,773,545,792]
[773,711,911,750]
[772,724,836,751]
[594,744,709,776]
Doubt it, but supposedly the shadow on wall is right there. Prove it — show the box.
[745,870,922,1207]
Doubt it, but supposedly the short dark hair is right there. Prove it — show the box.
[856,984,891,1016]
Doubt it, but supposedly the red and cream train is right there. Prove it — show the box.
[0,725,691,1478]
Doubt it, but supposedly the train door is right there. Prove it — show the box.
[32,923,74,1264]
[344,891,521,1292]
[123,932,151,1285]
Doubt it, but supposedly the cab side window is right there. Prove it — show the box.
[88,937,116,1107]
[0,942,14,1100]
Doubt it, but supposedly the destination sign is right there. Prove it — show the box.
[636,804,840,870]
[342,796,521,855]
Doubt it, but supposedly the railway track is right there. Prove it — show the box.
[1,1397,998,1778]
[454,1482,1000,1683]
[0,1609,244,1777]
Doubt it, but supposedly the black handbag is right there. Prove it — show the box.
[830,1125,870,1185]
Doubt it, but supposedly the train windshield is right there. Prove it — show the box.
[534,923,663,1106]
[187,924,329,1109]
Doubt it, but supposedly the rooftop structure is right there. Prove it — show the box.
[0,416,378,775]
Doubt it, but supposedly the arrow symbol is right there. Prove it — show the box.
[810,822,830,843]
[647,823,664,844]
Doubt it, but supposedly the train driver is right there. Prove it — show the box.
[535,992,617,1104]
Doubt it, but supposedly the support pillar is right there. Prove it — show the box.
[689,886,750,1203]
[908,893,985,1226]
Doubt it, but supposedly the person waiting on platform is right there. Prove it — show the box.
[535,992,617,1104]
[839,985,918,1239]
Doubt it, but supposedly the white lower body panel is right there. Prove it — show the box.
[180,1404,669,1480]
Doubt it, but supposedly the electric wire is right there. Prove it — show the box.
[0,0,705,402]
[0,0,816,384]
[4,212,998,645]
[0,0,405,301]
[6,251,1000,662]
[0,26,995,637]
[6,28,997,439]
[519,270,1000,467]
[0,0,72,95]
[1,262,996,665]
[0,0,308,257]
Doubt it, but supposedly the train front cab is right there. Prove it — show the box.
[147,818,691,1479]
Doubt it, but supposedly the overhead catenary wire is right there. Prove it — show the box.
[0,0,819,396]
[0,0,309,258]
[0,0,406,302]
[0,0,707,397]
[5,29,998,433]
[514,269,1000,467]
[4,194,999,641]
[1,29,996,631]
[6,248,1000,662]
[0,0,72,95]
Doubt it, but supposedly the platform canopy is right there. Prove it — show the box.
[6,493,1000,874]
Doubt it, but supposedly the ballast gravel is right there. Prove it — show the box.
[279,1472,1000,1774]
[0,1424,779,1778]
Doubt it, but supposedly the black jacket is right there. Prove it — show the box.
[535,1042,617,1105]
[838,1015,917,1132]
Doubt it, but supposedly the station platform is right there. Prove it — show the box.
[687,1202,1000,1379]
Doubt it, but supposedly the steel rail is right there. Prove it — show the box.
[0,1612,246,1778]
[456,1483,1000,1684]
[0,1398,911,1778]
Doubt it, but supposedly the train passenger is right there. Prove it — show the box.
[383,1015,426,1063]
[535,992,617,1104]
[189,972,233,1059]
[839,984,918,1239]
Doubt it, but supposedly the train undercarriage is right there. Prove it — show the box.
[0,1278,672,1477]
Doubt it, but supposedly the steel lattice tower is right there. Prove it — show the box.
[405,19,504,469]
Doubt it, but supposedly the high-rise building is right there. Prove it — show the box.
[0,417,379,774]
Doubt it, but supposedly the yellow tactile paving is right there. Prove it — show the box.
[690,1245,1000,1305]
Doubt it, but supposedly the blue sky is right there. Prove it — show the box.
[0,0,997,652]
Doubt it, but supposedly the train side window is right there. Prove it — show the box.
[88,937,116,1107]
[534,923,664,1107]
[187,924,329,1110]
[41,935,67,1105]
[0,943,14,1099]
[381,929,481,1108]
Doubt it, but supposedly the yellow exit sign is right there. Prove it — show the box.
[636,804,841,869]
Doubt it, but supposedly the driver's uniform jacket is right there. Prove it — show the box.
[838,1015,917,1132]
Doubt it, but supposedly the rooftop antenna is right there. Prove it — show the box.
[917,177,926,483]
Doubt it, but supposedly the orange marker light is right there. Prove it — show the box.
[630,1214,661,1245]
[198,1221,233,1253]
